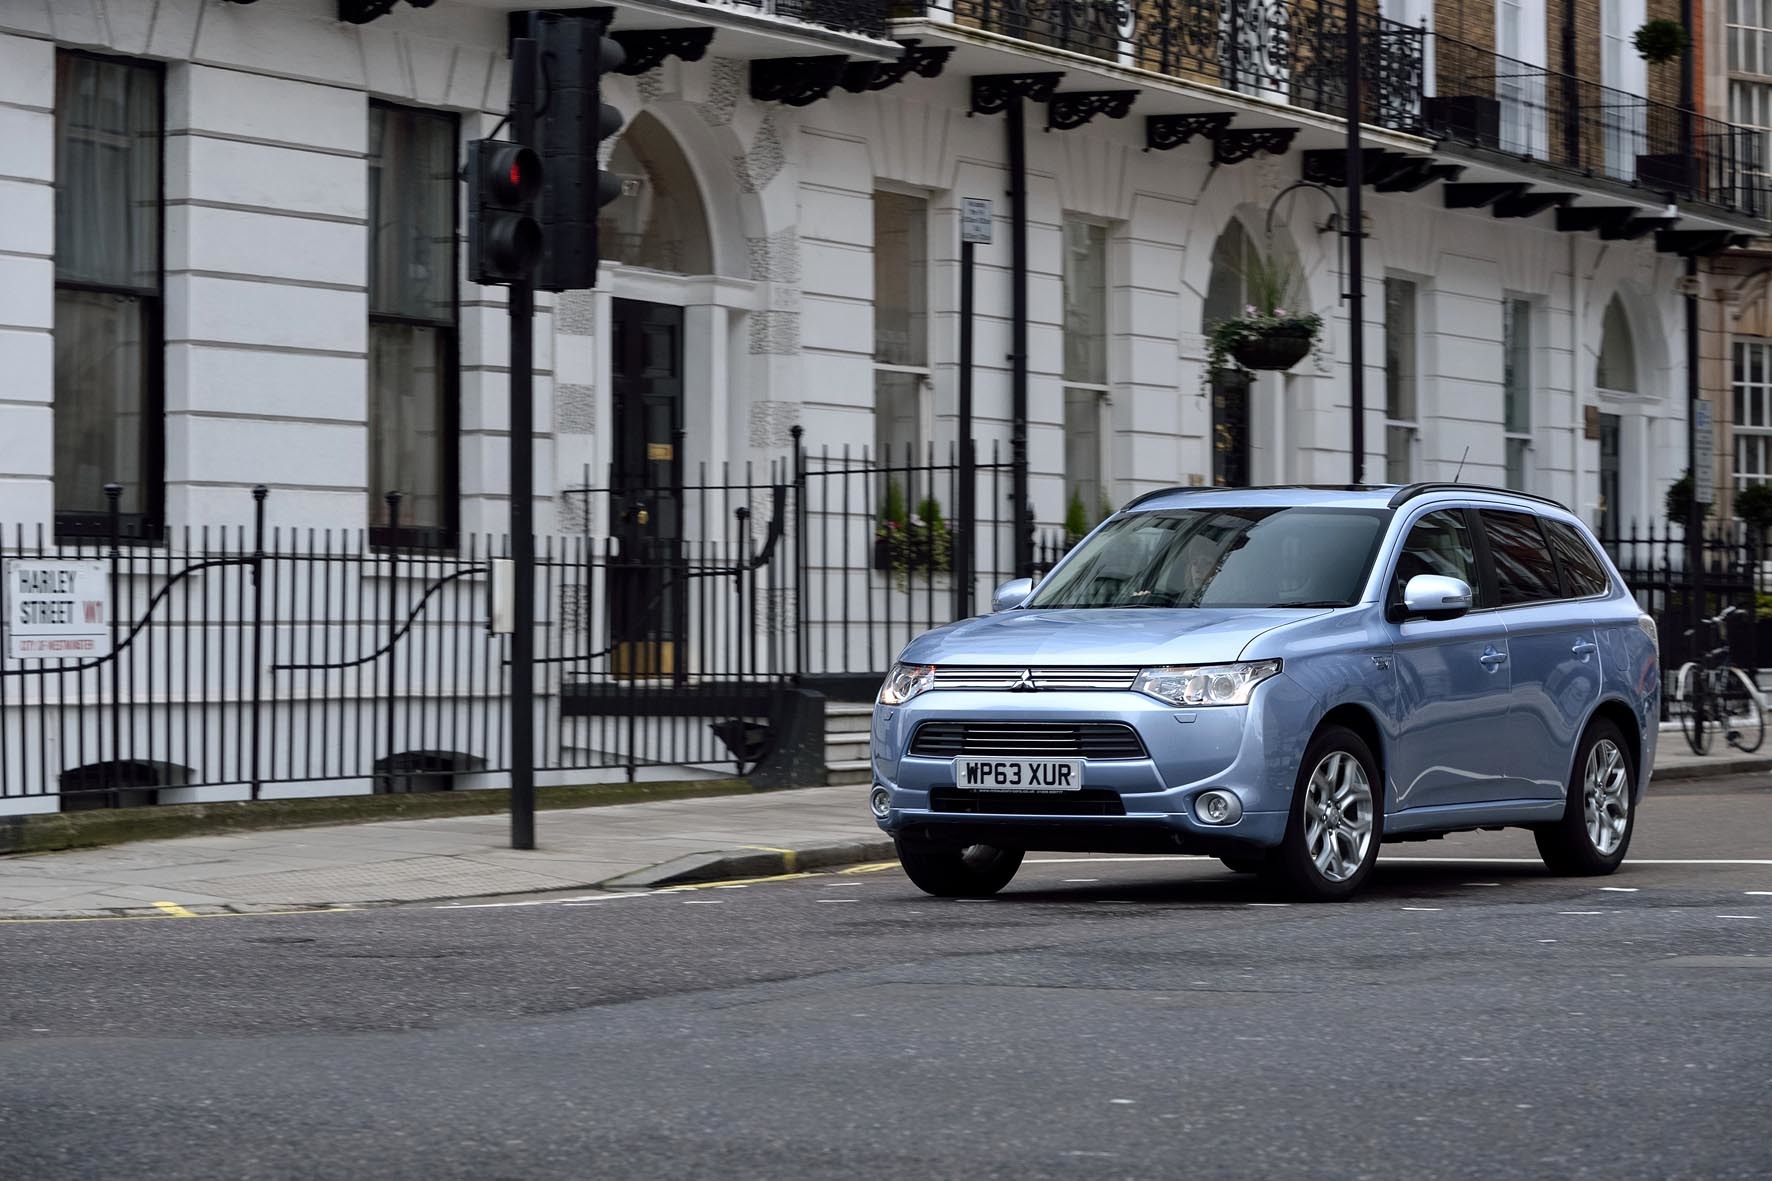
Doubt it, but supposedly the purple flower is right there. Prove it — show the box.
[1245,304,1257,317]
[1274,307,1288,318]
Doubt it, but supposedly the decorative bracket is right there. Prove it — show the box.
[338,0,434,24]
[969,73,1063,116]
[1555,205,1636,235]
[1601,215,1678,242]
[1374,159,1464,193]
[1491,190,1573,219]
[1442,182,1528,210]
[1656,229,1751,257]
[1143,113,1231,151]
[1045,90,1137,131]
[1211,127,1298,166]
[750,56,849,107]
[841,39,952,93]
[612,27,715,75]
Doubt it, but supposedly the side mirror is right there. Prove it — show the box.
[992,577,1035,612]
[1402,574,1473,621]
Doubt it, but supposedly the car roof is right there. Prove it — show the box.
[1120,483,1575,517]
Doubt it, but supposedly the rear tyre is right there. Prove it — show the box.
[1535,718,1635,876]
[1721,668,1765,754]
[1219,855,1270,875]
[1274,725,1382,902]
[895,835,1023,898]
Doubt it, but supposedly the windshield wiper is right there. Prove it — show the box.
[1266,600,1348,609]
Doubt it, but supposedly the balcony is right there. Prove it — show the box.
[709,0,891,38]
[895,0,1768,223]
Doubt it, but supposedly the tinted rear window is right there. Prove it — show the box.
[1478,509,1561,606]
[1543,518,1611,597]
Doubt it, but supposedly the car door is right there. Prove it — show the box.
[1477,509,1602,802]
[1385,508,1515,812]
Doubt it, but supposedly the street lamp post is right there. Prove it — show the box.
[1345,0,1365,484]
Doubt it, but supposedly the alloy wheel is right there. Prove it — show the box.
[1303,750,1373,883]
[1583,738,1631,856]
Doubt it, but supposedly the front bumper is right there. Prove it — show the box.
[869,677,1319,854]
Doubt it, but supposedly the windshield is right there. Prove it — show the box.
[1025,506,1389,610]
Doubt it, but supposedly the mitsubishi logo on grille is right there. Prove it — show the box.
[1008,668,1039,692]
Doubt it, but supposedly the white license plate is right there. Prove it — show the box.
[953,757,1085,792]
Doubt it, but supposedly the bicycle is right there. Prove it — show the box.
[1672,604,1767,756]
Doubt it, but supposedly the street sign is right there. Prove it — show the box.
[5,559,110,660]
[1695,400,1716,505]
[961,198,993,245]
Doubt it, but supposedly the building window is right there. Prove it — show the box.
[1503,298,1533,490]
[1730,0,1772,76]
[53,51,163,539]
[873,191,929,500]
[1596,295,1638,392]
[367,103,458,542]
[1735,339,1772,489]
[598,111,712,276]
[1063,218,1109,527]
[1384,277,1419,484]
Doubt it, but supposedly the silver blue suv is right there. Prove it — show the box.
[868,484,1660,901]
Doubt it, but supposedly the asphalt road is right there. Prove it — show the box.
[3,777,1770,1180]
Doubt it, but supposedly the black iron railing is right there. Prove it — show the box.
[706,0,891,37]
[1599,519,1769,685]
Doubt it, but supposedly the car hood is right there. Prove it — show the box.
[898,607,1327,666]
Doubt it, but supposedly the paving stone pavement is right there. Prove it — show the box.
[0,741,1762,918]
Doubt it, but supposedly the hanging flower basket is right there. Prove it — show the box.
[1229,321,1316,371]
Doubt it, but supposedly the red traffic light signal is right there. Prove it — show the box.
[468,139,543,285]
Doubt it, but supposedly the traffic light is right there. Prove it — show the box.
[468,138,543,285]
[533,10,626,292]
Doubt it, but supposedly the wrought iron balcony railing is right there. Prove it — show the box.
[895,1,1768,219]
[1427,34,1766,217]
[705,0,891,38]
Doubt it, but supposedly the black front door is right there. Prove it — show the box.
[609,299,685,679]
[1211,371,1251,487]
[1598,412,1621,538]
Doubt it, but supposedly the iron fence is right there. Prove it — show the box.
[1598,519,1770,678]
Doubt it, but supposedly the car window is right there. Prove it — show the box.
[1025,506,1388,609]
[1478,509,1562,606]
[1391,510,1484,608]
[1543,518,1611,597]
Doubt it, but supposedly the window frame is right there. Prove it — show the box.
[52,48,166,544]
[1540,516,1615,601]
[1384,506,1487,621]
[1062,215,1112,524]
[1473,507,1564,608]
[366,100,461,551]
[1502,297,1534,491]
[1734,338,1772,491]
[871,188,933,486]
[1383,275,1421,484]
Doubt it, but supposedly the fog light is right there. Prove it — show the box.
[870,786,892,819]
[1195,789,1243,825]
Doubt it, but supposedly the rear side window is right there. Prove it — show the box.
[1478,509,1561,606]
[1391,510,1485,608]
[1543,518,1611,597]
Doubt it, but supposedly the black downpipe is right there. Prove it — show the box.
[1008,97,1031,576]
[1344,0,1364,483]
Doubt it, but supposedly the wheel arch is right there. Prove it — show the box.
[1312,704,1387,812]
[1585,697,1643,791]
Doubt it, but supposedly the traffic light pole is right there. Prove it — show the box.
[509,36,538,851]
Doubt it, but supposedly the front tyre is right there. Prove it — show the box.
[895,834,1023,898]
[1275,725,1382,902]
[1535,719,1635,875]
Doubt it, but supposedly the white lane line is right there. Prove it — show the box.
[1538,939,1558,943]
[1717,914,1760,920]
[1559,911,1606,916]
[1600,887,1639,892]
[1246,902,1290,908]
[1465,882,1503,887]
[1401,906,1443,912]
[1747,891,1772,896]
[1063,878,1100,883]
[816,899,861,904]
[1029,856,1772,866]
[437,891,658,910]
[682,899,725,905]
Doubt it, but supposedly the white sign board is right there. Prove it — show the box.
[960,198,993,245]
[5,560,111,660]
[1695,401,1716,505]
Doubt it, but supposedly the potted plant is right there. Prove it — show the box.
[1205,252,1323,387]
[874,481,953,581]
[1633,19,1689,66]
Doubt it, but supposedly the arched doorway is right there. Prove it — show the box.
[1203,220,1262,487]
[1593,292,1652,533]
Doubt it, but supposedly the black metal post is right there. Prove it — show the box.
[1680,0,1695,190]
[105,483,122,810]
[958,236,976,618]
[249,485,267,800]
[1345,0,1365,483]
[1686,253,1705,745]
[1008,97,1032,576]
[383,490,401,795]
[510,35,538,851]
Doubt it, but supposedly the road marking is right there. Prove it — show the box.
[1247,902,1290,908]
[1538,939,1557,943]
[1559,911,1605,916]
[681,900,725,905]
[816,899,861,904]
[1600,887,1639,892]
[438,892,659,910]
[741,845,799,873]
[1401,906,1442,912]
[1029,855,1772,866]
[1748,891,1772,896]
[152,901,198,918]
[0,906,361,925]
[1717,915,1759,920]
[1063,878,1100,883]
[660,872,816,892]
[837,862,899,875]
[1465,882,1502,887]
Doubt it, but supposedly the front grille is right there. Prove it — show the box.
[909,722,1148,760]
[930,666,1140,691]
[930,787,1128,816]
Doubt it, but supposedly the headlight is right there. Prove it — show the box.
[1133,660,1281,707]
[879,663,936,705]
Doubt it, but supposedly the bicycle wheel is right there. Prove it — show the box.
[1680,665,1715,756]
[1720,667,1766,754]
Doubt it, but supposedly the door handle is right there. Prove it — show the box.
[1479,648,1508,667]
[1571,640,1598,657]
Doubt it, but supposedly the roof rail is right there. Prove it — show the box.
[1386,482,1570,511]
[1119,483,1392,512]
